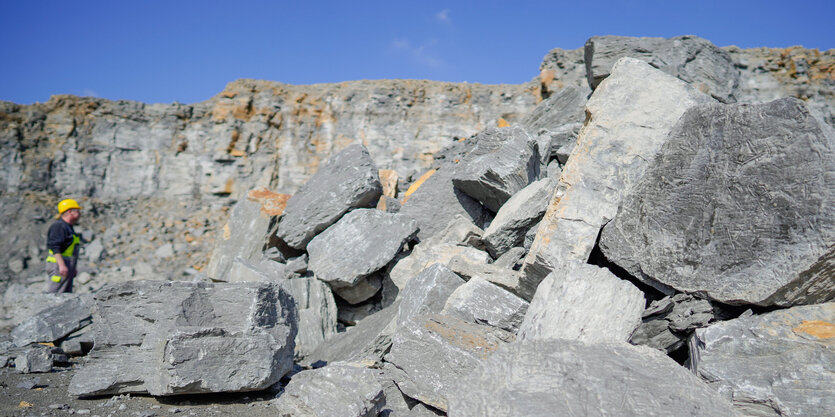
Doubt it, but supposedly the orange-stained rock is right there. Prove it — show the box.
[247,188,292,217]
[379,169,399,198]
[402,169,436,204]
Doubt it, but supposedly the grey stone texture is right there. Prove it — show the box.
[518,262,645,343]
[492,246,526,270]
[523,58,714,289]
[397,264,465,328]
[388,239,489,291]
[69,280,297,397]
[12,295,92,347]
[303,301,400,366]
[585,35,740,103]
[333,274,383,305]
[273,362,385,417]
[447,339,737,417]
[451,126,541,212]
[446,256,525,300]
[280,277,339,359]
[385,314,515,411]
[205,193,275,280]
[601,98,834,306]
[441,277,529,333]
[482,178,554,259]
[276,144,383,249]
[520,86,587,134]
[14,344,53,373]
[631,294,716,353]
[307,209,418,289]
[690,302,835,417]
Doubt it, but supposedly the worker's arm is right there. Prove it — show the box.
[53,253,69,277]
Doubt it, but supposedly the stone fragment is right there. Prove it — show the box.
[441,277,529,333]
[273,362,385,417]
[388,240,489,291]
[303,301,400,366]
[397,264,465,327]
[280,277,339,359]
[337,301,380,326]
[546,159,561,180]
[452,127,541,212]
[448,339,737,416]
[333,274,383,305]
[14,345,52,373]
[379,169,399,198]
[585,35,740,103]
[691,302,834,417]
[69,281,297,397]
[446,256,526,300]
[308,209,418,289]
[630,294,715,353]
[493,247,526,270]
[276,144,382,249]
[12,295,92,347]
[60,325,95,356]
[601,98,834,306]
[432,215,485,249]
[205,191,275,280]
[376,195,401,213]
[16,377,40,389]
[518,261,644,343]
[226,257,288,283]
[523,58,713,289]
[399,167,490,241]
[482,178,554,258]
[285,254,308,274]
[385,314,515,411]
[519,86,587,134]
[523,221,538,251]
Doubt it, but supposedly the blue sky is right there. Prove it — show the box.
[1,0,833,104]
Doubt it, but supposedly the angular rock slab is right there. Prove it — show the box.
[308,208,418,289]
[585,35,740,103]
[631,293,716,353]
[519,86,587,134]
[441,277,529,333]
[276,144,382,249]
[385,314,515,411]
[523,58,713,288]
[690,302,835,417]
[273,362,385,417]
[397,263,465,328]
[388,239,489,291]
[12,294,92,347]
[482,177,554,259]
[281,277,339,359]
[69,280,297,397]
[14,344,53,373]
[452,126,541,212]
[447,256,526,300]
[601,98,834,306]
[447,339,737,417]
[518,262,644,343]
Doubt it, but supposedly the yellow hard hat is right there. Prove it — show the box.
[57,199,81,214]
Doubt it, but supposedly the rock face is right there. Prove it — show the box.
[69,281,297,397]
[523,58,714,287]
[441,277,529,333]
[307,209,418,289]
[691,302,835,417]
[397,264,465,327]
[518,262,644,343]
[385,314,515,411]
[481,177,554,259]
[601,98,835,306]
[276,144,382,249]
[584,35,740,103]
[448,339,738,417]
[273,362,385,417]
[11,295,91,347]
[451,127,541,213]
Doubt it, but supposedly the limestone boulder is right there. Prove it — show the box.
[280,277,339,359]
[446,256,526,300]
[441,277,529,333]
[12,295,92,347]
[13,344,54,374]
[276,144,382,249]
[69,281,297,397]
[482,178,555,259]
[388,239,490,291]
[273,362,385,417]
[302,301,400,366]
[601,98,834,306]
[397,264,465,328]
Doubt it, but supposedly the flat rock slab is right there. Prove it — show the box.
[482,177,554,259]
[397,264,465,328]
[308,208,418,289]
[441,277,529,333]
[280,277,338,359]
[452,126,541,212]
[585,35,740,103]
[447,256,525,300]
[276,144,382,249]
[523,57,713,289]
[385,314,515,411]
[447,339,737,417]
[273,362,385,417]
[388,239,489,291]
[518,261,644,343]
[600,97,835,306]
[12,295,92,347]
[690,302,835,417]
[69,280,297,397]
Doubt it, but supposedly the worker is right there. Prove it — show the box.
[46,199,82,293]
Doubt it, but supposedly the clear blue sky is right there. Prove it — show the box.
[2,0,833,105]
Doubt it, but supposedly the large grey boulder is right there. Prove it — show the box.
[302,301,400,366]
[281,277,339,359]
[482,177,554,259]
[385,314,515,411]
[451,127,541,212]
[523,58,714,289]
[308,209,418,290]
[397,264,465,327]
[273,362,385,417]
[14,344,53,374]
[447,339,737,417]
[631,293,717,353]
[388,239,489,291]
[69,281,297,397]
[585,35,740,103]
[518,262,644,343]
[690,302,835,417]
[601,98,834,306]
[441,277,529,333]
[12,295,92,347]
[276,144,382,249]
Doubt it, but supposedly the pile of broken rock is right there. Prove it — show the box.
[2,36,833,417]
